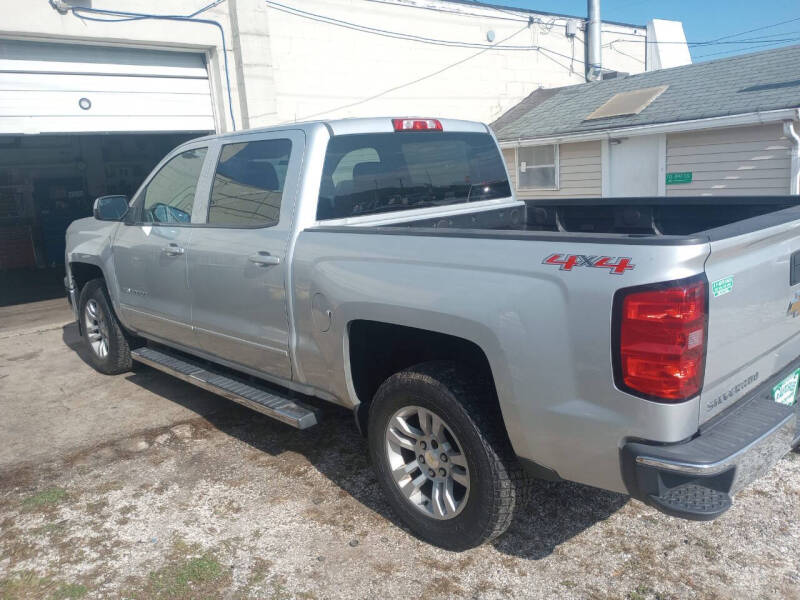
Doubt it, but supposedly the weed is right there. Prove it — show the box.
[52,583,87,599]
[21,488,67,510]
[0,572,86,600]
[628,584,654,600]
[142,554,226,598]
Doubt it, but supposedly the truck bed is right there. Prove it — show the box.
[368,196,800,242]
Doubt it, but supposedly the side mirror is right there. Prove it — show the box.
[93,195,129,221]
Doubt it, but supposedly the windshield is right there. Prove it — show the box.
[317,131,511,220]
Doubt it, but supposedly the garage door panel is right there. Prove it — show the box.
[0,41,207,78]
[0,40,214,134]
[0,115,215,134]
[0,91,213,117]
[0,73,212,94]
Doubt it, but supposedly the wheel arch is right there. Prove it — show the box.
[69,261,105,295]
[69,259,133,338]
[346,319,510,437]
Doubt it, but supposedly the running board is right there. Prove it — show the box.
[131,346,319,429]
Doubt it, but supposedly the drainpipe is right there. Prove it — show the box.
[586,0,602,81]
[785,110,800,195]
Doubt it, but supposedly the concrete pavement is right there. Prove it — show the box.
[0,299,226,471]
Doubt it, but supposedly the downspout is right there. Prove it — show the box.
[785,110,800,195]
[586,0,602,81]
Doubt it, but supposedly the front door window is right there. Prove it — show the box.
[142,148,208,224]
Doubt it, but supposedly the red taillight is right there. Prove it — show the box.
[614,277,707,402]
[392,118,443,131]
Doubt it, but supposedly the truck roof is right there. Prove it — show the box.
[183,117,491,147]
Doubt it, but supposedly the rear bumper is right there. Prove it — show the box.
[621,358,800,520]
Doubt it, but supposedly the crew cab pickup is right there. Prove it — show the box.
[65,117,800,550]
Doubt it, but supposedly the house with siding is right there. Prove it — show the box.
[491,45,800,200]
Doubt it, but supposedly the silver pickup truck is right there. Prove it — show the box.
[65,117,800,550]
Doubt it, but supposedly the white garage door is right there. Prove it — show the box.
[0,40,215,134]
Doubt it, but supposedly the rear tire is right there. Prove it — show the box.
[78,279,134,375]
[368,361,530,550]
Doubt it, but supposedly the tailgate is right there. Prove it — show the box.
[701,216,800,423]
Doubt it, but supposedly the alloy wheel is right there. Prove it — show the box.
[384,405,470,520]
[84,298,109,359]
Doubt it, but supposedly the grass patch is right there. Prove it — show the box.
[31,521,68,536]
[21,488,67,510]
[628,584,654,600]
[141,554,227,599]
[0,571,86,600]
[0,571,51,599]
[52,583,87,599]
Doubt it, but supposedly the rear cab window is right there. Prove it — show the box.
[317,131,511,220]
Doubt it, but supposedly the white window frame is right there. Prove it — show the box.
[515,144,559,191]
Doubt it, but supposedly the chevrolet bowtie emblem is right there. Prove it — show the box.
[789,297,800,318]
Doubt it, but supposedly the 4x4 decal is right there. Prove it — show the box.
[543,253,635,275]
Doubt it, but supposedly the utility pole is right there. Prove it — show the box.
[586,0,602,81]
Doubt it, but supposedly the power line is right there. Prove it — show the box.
[266,0,592,67]
[693,36,800,59]
[463,0,527,20]
[604,16,800,46]
[265,1,538,50]
[363,0,528,23]
[610,35,800,46]
[537,46,579,72]
[606,41,645,64]
[293,25,531,121]
[362,0,589,28]
[707,15,800,42]
[265,1,585,51]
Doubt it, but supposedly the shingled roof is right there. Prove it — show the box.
[491,44,800,142]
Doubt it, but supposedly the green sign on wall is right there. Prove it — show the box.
[666,171,693,185]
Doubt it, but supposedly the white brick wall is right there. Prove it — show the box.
[266,0,647,125]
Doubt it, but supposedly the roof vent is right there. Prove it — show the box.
[601,71,629,80]
[585,85,668,120]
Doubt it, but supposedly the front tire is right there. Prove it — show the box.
[368,361,529,550]
[78,279,134,375]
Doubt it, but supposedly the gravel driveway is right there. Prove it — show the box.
[1,302,799,599]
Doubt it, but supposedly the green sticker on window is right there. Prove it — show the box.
[712,276,734,297]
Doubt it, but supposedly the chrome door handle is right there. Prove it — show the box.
[162,244,185,256]
[248,252,280,266]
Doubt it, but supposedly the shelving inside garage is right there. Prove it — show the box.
[0,133,200,269]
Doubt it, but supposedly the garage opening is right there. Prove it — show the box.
[0,133,205,306]
[0,39,215,309]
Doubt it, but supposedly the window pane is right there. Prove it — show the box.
[317,132,510,220]
[519,166,556,189]
[143,148,207,224]
[208,139,292,227]
[518,145,555,167]
[332,147,380,186]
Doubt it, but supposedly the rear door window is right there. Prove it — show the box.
[207,138,292,227]
[317,131,510,220]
